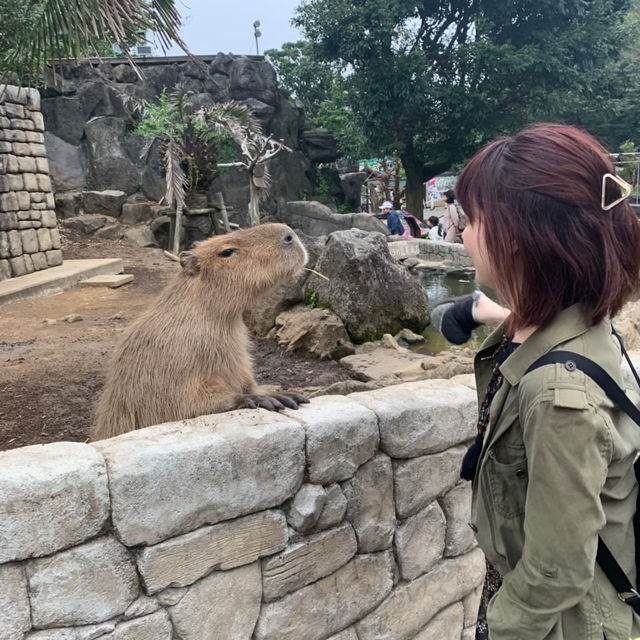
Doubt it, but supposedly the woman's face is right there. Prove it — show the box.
[462,218,495,288]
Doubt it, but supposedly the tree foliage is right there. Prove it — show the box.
[288,0,636,216]
[0,0,189,84]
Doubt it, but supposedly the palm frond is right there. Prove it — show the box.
[4,0,192,84]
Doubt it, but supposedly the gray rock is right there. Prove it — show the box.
[305,229,429,342]
[286,484,327,533]
[54,191,83,218]
[255,551,394,640]
[94,223,125,240]
[37,228,53,251]
[124,225,156,247]
[355,549,485,640]
[120,202,152,225]
[20,228,38,253]
[280,201,388,238]
[112,64,139,84]
[394,446,468,518]
[32,251,48,271]
[137,510,287,594]
[83,190,127,216]
[342,455,395,552]
[114,611,172,640]
[0,442,109,563]
[27,537,139,627]
[85,117,139,194]
[45,249,63,266]
[315,483,348,531]
[262,523,357,601]
[229,57,278,105]
[0,564,30,640]
[395,328,426,344]
[440,483,476,557]
[122,595,159,620]
[274,306,355,360]
[463,585,483,629]
[63,214,108,234]
[326,630,358,640]
[93,411,305,546]
[395,502,446,581]
[350,380,477,459]
[412,602,465,640]
[284,395,378,484]
[156,587,187,607]
[302,128,339,163]
[169,563,261,640]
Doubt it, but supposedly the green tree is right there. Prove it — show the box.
[0,0,189,84]
[293,0,635,217]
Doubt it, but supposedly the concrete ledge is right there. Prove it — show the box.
[0,259,124,305]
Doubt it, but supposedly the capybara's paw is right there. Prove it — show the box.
[241,394,286,412]
[272,392,310,410]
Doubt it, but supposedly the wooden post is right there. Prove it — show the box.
[172,201,183,255]
[215,192,231,233]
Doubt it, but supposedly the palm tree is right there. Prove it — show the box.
[1,0,189,84]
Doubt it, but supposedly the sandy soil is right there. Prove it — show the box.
[0,228,352,451]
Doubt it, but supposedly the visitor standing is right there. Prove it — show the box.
[437,123,640,640]
[372,200,405,236]
[443,189,459,242]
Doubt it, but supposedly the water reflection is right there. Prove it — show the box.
[414,267,494,355]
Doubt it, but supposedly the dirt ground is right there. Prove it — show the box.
[0,228,353,452]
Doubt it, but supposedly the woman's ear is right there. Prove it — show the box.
[179,250,201,276]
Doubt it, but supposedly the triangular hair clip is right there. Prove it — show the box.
[601,173,633,211]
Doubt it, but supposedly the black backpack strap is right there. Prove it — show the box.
[526,350,640,614]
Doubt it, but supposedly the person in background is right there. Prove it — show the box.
[443,189,459,242]
[371,200,405,236]
[426,215,442,241]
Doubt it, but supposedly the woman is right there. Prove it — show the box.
[443,189,459,242]
[456,123,640,640]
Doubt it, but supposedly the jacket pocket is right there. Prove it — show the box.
[487,446,528,518]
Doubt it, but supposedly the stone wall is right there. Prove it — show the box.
[0,85,61,280]
[388,239,473,269]
[0,379,485,640]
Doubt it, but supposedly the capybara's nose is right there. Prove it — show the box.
[284,232,294,245]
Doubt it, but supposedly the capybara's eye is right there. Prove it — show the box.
[218,248,237,258]
[284,234,293,243]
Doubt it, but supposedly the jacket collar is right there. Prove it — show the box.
[480,303,592,386]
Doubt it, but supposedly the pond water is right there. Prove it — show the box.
[414,267,494,355]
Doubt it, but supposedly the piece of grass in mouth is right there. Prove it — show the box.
[303,267,329,280]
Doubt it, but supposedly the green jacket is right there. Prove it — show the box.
[470,304,640,640]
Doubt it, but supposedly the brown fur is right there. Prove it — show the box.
[91,223,308,441]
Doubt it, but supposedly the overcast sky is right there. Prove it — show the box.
[163,0,303,57]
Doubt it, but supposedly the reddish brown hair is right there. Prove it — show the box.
[456,123,640,333]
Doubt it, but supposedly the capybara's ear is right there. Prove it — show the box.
[179,250,201,276]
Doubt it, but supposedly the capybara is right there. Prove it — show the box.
[91,223,309,441]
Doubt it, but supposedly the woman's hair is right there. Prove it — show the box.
[444,189,455,204]
[428,215,440,226]
[456,123,640,332]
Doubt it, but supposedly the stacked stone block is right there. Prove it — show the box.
[0,380,484,640]
[388,238,473,268]
[0,85,61,280]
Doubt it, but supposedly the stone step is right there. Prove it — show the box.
[0,258,124,305]
[80,274,134,289]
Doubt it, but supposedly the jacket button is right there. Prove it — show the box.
[565,360,577,372]
[468,522,478,533]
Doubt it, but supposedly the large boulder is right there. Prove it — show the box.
[302,129,339,163]
[280,201,389,237]
[229,57,278,106]
[305,229,430,342]
[85,116,140,194]
[43,132,86,192]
